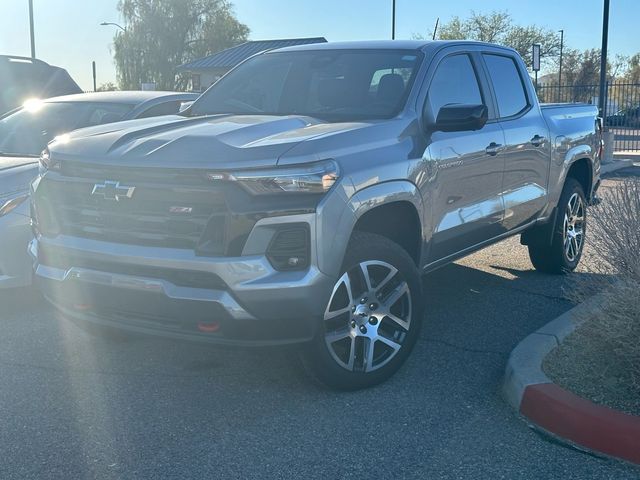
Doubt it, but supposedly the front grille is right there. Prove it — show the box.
[38,170,227,251]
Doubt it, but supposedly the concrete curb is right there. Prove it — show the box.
[601,158,635,175]
[503,294,640,466]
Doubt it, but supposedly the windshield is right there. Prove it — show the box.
[0,101,134,156]
[190,49,423,121]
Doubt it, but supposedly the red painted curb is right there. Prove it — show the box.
[521,383,640,465]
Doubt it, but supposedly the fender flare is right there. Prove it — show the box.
[318,180,425,277]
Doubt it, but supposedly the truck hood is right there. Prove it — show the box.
[50,114,369,170]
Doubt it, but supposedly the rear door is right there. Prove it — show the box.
[420,51,506,262]
[481,52,551,230]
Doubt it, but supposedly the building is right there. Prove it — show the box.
[176,37,327,92]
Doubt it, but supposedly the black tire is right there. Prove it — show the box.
[528,178,587,274]
[302,231,423,390]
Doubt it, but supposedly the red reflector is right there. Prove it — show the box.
[197,321,221,333]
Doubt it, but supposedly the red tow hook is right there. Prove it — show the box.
[73,303,92,311]
[197,321,221,333]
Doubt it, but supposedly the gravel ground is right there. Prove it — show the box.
[544,304,640,417]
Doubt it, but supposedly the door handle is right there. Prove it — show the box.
[530,135,545,147]
[485,142,503,156]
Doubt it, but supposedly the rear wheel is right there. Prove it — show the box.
[528,178,587,274]
[303,232,423,390]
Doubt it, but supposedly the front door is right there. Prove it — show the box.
[420,53,506,262]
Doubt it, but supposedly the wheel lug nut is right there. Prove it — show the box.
[350,321,356,328]
[360,297,368,304]
[369,316,378,325]
[351,305,356,313]
[369,303,378,310]
[359,325,367,334]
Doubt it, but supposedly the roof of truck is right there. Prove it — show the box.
[272,39,515,53]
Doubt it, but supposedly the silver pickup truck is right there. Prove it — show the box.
[30,41,602,389]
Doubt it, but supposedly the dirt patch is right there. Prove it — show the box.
[544,176,640,417]
[543,281,640,417]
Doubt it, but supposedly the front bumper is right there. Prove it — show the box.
[30,229,334,346]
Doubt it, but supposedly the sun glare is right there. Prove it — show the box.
[22,98,44,112]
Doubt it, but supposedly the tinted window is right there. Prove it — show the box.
[191,50,423,121]
[137,101,183,118]
[483,54,528,118]
[0,101,133,156]
[427,55,483,116]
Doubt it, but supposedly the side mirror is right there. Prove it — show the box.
[433,104,488,132]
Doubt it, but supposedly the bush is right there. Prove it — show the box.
[587,178,640,281]
[576,177,640,390]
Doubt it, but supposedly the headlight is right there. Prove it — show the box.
[207,160,339,195]
[0,192,29,217]
[38,148,59,174]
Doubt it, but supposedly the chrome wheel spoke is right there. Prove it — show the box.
[377,334,402,354]
[382,281,409,310]
[346,336,356,370]
[364,338,375,372]
[374,267,398,295]
[324,306,351,321]
[359,263,373,292]
[325,328,351,345]
[384,312,410,331]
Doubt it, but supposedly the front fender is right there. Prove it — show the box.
[316,180,424,277]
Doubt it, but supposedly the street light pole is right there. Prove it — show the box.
[558,29,564,100]
[391,0,396,40]
[598,0,610,119]
[28,0,36,59]
[100,22,126,33]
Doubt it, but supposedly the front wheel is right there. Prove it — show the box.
[528,178,587,274]
[302,232,423,390]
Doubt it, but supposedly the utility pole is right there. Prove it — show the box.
[558,29,564,101]
[92,61,97,92]
[28,0,36,59]
[598,0,610,119]
[391,0,396,40]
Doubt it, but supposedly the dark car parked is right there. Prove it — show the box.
[606,106,640,128]
[0,55,82,115]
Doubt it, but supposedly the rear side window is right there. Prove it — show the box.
[427,54,483,117]
[483,54,529,118]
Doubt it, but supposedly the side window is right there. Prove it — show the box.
[483,54,529,118]
[427,54,483,117]
[137,101,183,119]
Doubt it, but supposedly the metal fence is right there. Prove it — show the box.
[536,82,640,153]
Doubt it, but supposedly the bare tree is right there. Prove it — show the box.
[415,11,561,70]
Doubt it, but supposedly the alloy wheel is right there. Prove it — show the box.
[323,260,412,372]
[563,192,585,262]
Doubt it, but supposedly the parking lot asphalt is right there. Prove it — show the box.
[2,169,639,480]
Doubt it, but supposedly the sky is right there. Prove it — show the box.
[0,0,638,91]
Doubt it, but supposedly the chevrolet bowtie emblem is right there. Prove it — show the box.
[91,180,136,201]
